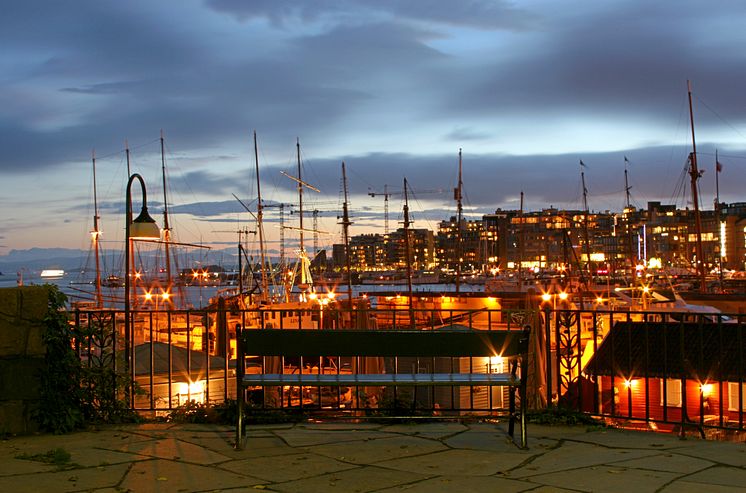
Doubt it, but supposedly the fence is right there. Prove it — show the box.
[69,304,746,439]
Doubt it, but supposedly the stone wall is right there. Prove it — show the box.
[0,286,49,434]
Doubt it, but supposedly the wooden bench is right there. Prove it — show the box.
[235,326,531,449]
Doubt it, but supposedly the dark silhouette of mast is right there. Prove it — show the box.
[624,157,636,280]
[91,150,103,308]
[580,161,592,281]
[687,80,707,293]
[254,131,269,300]
[715,149,724,289]
[159,130,173,307]
[402,178,415,328]
[455,148,463,295]
[341,162,353,305]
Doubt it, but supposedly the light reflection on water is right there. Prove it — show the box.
[0,273,484,310]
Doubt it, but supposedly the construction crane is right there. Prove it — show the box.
[368,185,444,235]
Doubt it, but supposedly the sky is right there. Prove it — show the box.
[2,0,746,257]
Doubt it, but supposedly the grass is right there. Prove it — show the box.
[16,447,78,469]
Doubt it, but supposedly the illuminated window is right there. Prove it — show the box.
[728,382,746,411]
[660,379,682,407]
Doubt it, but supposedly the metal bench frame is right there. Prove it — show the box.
[235,326,531,448]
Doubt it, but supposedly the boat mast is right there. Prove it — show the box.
[341,162,354,306]
[125,140,136,308]
[402,178,415,328]
[91,149,103,308]
[297,138,304,255]
[159,130,173,307]
[580,160,591,283]
[624,157,636,281]
[715,149,724,292]
[254,131,269,301]
[687,80,707,294]
[455,148,463,295]
[519,190,525,286]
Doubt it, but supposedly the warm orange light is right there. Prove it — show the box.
[596,297,604,304]
[308,292,318,301]
[623,379,637,389]
[541,293,552,302]
[143,291,153,301]
[134,271,142,280]
[558,292,568,301]
[700,383,713,398]
[327,291,336,300]
[161,292,171,301]
[192,271,199,278]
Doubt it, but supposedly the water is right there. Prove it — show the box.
[0,272,485,310]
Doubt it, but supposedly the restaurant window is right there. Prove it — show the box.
[660,379,681,407]
[728,382,746,411]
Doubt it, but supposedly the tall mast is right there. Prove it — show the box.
[341,162,353,305]
[160,130,172,306]
[297,138,304,254]
[624,156,632,209]
[715,149,725,292]
[254,131,269,300]
[91,149,103,308]
[455,148,463,295]
[519,190,524,283]
[125,140,136,308]
[687,80,707,293]
[402,178,415,328]
[580,160,591,281]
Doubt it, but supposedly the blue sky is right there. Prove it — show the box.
[2,0,746,255]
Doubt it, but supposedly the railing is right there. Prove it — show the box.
[69,305,746,439]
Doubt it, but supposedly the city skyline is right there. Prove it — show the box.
[3,1,746,254]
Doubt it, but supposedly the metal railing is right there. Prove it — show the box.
[69,304,746,439]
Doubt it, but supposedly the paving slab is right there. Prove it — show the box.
[661,479,746,492]
[308,434,447,464]
[567,427,699,450]
[528,464,680,493]
[0,462,130,493]
[120,458,264,492]
[678,464,746,488]
[376,474,531,492]
[443,427,553,453]
[110,437,233,464]
[509,440,658,479]
[376,448,530,476]
[271,464,430,493]
[612,451,714,474]
[670,440,746,467]
[380,422,468,438]
[274,427,394,447]
[221,451,357,482]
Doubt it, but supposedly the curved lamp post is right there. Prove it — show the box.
[124,173,160,405]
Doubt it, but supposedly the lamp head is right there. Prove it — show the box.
[130,207,161,240]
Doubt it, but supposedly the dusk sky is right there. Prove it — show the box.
[3,1,746,257]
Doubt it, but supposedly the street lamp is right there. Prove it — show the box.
[124,173,160,405]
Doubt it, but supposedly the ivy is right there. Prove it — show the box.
[34,286,84,433]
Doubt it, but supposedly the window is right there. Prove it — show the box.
[660,379,681,407]
[728,382,746,411]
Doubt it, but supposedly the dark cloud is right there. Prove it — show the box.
[206,0,539,31]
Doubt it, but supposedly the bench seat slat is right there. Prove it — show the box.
[243,372,519,387]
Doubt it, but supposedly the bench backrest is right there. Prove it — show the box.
[240,328,530,358]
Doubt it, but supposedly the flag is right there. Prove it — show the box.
[624,156,629,163]
[580,159,585,167]
[716,161,723,172]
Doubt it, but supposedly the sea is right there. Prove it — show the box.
[0,271,485,310]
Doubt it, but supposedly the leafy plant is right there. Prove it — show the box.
[526,407,604,426]
[34,287,85,433]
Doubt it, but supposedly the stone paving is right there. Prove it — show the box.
[1,420,746,492]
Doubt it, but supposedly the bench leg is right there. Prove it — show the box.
[235,386,244,450]
[508,386,516,441]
